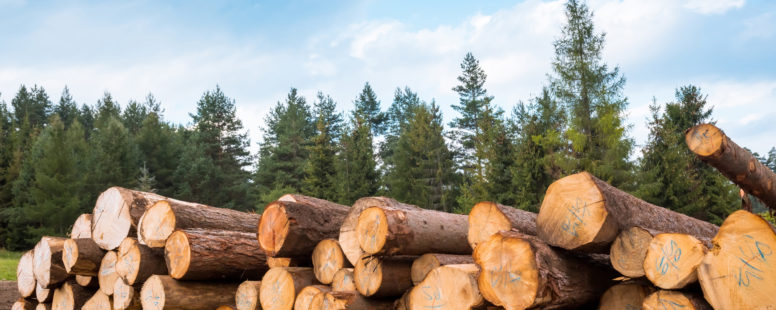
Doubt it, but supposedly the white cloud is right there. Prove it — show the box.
[742,12,776,39]
[684,0,745,15]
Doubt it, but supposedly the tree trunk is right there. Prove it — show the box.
[75,276,98,288]
[80,291,111,310]
[411,253,473,285]
[116,237,167,285]
[267,257,311,268]
[610,226,658,278]
[70,214,92,239]
[138,199,260,248]
[339,197,403,265]
[63,238,106,276]
[473,230,616,309]
[309,291,394,310]
[467,201,537,249]
[34,237,69,288]
[353,255,415,298]
[686,123,776,210]
[356,203,470,256]
[408,264,484,310]
[697,210,776,310]
[140,275,239,310]
[598,281,655,310]
[235,281,261,310]
[330,268,354,292]
[642,290,712,310]
[12,299,36,310]
[294,285,331,310]
[259,198,349,257]
[113,278,141,310]
[165,229,268,281]
[643,233,709,289]
[36,283,53,303]
[52,281,96,310]
[536,172,719,252]
[259,267,319,310]
[17,250,36,297]
[312,239,352,284]
[91,187,167,250]
[97,251,118,296]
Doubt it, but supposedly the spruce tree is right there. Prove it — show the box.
[380,87,422,178]
[302,92,342,201]
[55,86,79,129]
[337,114,379,205]
[353,82,387,135]
[11,85,51,128]
[136,108,182,196]
[95,92,121,128]
[89,116,138,191]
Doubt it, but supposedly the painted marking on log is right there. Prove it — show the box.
[692,128,712,148]
[421,285,445,308]
[734,234,772,287]
[368,214,381,250]
[269,280,282,305]
[237,291,250,307]
[561,198,590,237]
[656,297,687,309]
[101,260,116,275]
[656,240,682,275]
[322,247,336,273]
[144,291,161,308]
[489,261,521,289]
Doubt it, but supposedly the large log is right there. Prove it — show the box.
[259,196,349,257]
[473,230,616,309]
[113,278,141,310]
[260,267,319,310]
[70,214,92,239]
[63,238,106,276]
[17,250,36,297]
[234,281,261,310]
[536,172,719,252]
[80,290,111,310]
[643,233,708,289]
[97,251,118,296]
[467,201,537,249]
[330,268,354,292]
[12,299,36,310]
[165,229,268,281]
[610,226,658,278]
[52,281,96,310]
[138,199,260,247]
[140,275,239,310]
[408,264,484,310]
[294,285,331,310]
[309,291,394,310]
[116,237,166,285]
[338,197,398,265]
[598,281,655,310]
[91,187,166,250]
[686,123,776,210]
[34,237,69,288]
[642,290,712,310]
[697,210,776,309]
[311,239,352,284]
[353,255,414,298]
[355,203,470,256]
[411,253,474,285]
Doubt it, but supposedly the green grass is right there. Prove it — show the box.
[0,249,23,281]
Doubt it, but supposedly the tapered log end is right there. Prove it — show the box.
[644,233,706,289]
[258,202,290,256]
[98,252,118,296]
[113,277,137,310]
[294,285,331,310]
[467,201,512,250]
[36,282,52,303]
[259,268,297,310]
[473,232,539,309]
[81,290,111,310]
[138,201,176,248]
[17,250,36,297]
[164,231,191,279]
[330,268,355,292]
[610,226,653,278]
[235,281,261,310]
[62,239,78,273]
[685,124,724,157]
[312,239,346,284]
[116,238,138,284]
[408,264,483,310]
[353,256,383,297]
[92,187,133,251]
[70,214,92,239]
[598,282,654,310]
[355,207,388,255]
[140,275,165,310]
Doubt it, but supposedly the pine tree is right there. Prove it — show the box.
[136,108,182,196]
[337,114,379,205]
[78,104,95,138]
[450,53,493,168]
[89,116,138,191]
[380,87,423,178]
[95,92,121,128]
[302,92,342,202]
[353,82,387,135]
[11,85,51,128]
[54,86,79,129]
[122,100,147,135]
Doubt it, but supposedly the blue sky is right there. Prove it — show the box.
[1,0,775,156]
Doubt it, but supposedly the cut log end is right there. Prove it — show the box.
[12,299,35,310]
[610,226,654,278]
[63,238,105,276]
[75,275,97,288]
[467,201,517,249]
[37,282,53,303]
[644,233,707,289]
[17,250,36,297]
[35,304,52,310]
[598,282,654,310]
[353,256,382,297]
[164,231,191,279]
[258,202,290,256]
[353,255,414,298]
[138,201,176,248]
[685,123,724,157]
[139,275,166,310]
[312,239,348,284]
[113,277,140,310]
[34,237,69,288]
[473,233,539,309]
[259,267,318,310]
[313,291,394,310]
[408,264,483,310]
[411,254,474,285]
[116,239,139,284]
[81,291,111,310]
[62,239,78,273]
[235,281,261,310]
[92,187,133,250]
[98,252,118,296]
[52,281,93,310]
[642,290,711,310]
[355,207,388,255]
[330,268,355,292]
[70,214,92,239]
[294,285,331,310]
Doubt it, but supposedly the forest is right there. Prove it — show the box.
[0,0,773,251]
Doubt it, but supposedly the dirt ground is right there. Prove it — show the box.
[0,281,18,309]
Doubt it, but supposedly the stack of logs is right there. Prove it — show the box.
[12,123,776,310]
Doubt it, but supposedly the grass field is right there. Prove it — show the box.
[0,249,22,281]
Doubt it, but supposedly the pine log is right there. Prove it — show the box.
[697,210,776,309]
[312,239,352,284]
[536,172,719,252]
[339,197,400,265]
[140,275,239,310]
[294,285,331,310]
[309,291,394,310]
[52,281,96,310]
[139,199,260,248]
[34,237,69,288]
[355,204,470,256]
[610,226,658,278]
[234,281,261,310]
[686,123,776,210]
[12,299,36,310]
[35,304,51,310]
[165,229,268,281]
[97,251,118,296]
[408,264,484,310]
[36,282,53,303]
[643,233,708,289]
[91,187,167,250]
[63,238,106,276]
[70,214,92,239]
[598,281,655,310]
[259,197,349,257]
[473,230,616,309]
[411,253,474,285]
[330,269,354,292]
[116,237,166,285]
[642,290,712,310]
[259,267,319,310]
[75,275,98,288]
[353,255,414,298]
[268,257,311,268]
[17,250,36,297]
[467,201,537,250]
[80,290,111,310]
[113,278,141,310]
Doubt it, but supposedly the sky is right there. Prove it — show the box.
[0,0,775,156]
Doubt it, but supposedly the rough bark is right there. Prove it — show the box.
[36,283,53,303]
[70,214,92,239]
[165,229,268,281]
[467,201,537,250]
[113,278,141,310]
[642,290,712,310]
[140,275,239,310]
[259,198,349,257]
[52,281,96,310]
[536,172,719,252]
[17,250,36,297]
[63,238,106,276]
[97,251,118,296]
[353,255,415,298]
[330,269,354,292]
[116,237,167,286]
[34,237,69,288]
[309,291,394,310]
[80,290,111,310]
[294,285,331,310]
[610,226,658,278]
[91,187,167,250]
[312,239,352,284]
[643,233,709,289]
[259,267,319,310]
[339,197,401,265]
[598,281,655,310]
[234,281,261,310]
[408,264,484,310]
[411,253,474,285]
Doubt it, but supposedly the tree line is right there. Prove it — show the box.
[1,0,773,250]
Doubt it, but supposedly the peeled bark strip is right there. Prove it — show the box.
[116,237,166,285]
[140,275,239,310]
[686,123,776,210]
[467,201,537,250]
[234,281,261,310]
[473,230,616,309]
[267,257,311,268]
[138,199,260,248]
[356,204,470,256]
[37,283,53,303]
[643,233,708,289]
[411,253,474,285]
[642,290,712,310]
[113,278,141,310]
[17,250,36,297]
[294,285,331,310]
[52,281,96,310]
[91,187,166,250]
[598,281,655,310]
[63,238,106,276]
[339,197,402,265]
[330,269,354,292]
[81,291,111,310]
[98,252,118,296]
[312,239,352,284]
[259,267,319,310]
[353,255,414,298]
[536,172,719,252]
[259,197,349,257]
[310,291,394,310]
[165,229,268,281]
[408,264,484,310]
[12,299,36,310]
[70,214,92,239]
[698,210,776,310]
[34,237,69,288]
[610,226,657,278]
[75,276,98,288]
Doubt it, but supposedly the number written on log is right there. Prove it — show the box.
[657,297,687,310]
[322,248,336,273]
[657,240,682,275]
[735,234,772,287]
[562,198,590,237]
[420,285,445,309]
[489,261,521,289]
[692,128,712,147]
[367,215,381,249]
[102,261,116,275]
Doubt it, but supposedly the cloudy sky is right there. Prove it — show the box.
[0,0,774,156]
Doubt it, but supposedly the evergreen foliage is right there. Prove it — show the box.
[353,82,387,135]
[302,92,343,202]
[337,114,379,205]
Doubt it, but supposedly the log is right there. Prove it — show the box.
[339,197,400,265]
[312,239,352,284]
[259,267,319,310]
[80,291,111,310]
[697,210,776,309]
[610,226,658,278]
[17,250,36,297]
[394,291,409,310]
[309,291,394,310]
[234,281,261,310]
[407,264,484,310]
[217,305,236,310]
[536,172,719,252]
[12,299,36,310]
[686,123,776,210]
[165,229,268,280]
[467,201,537,249]
[294,285,331,310]
[35,304,51,310]
[97,251,118,296]
[116,237,166,285]
[34,236,69,288]
[140,275,240,310]
[268,257,311,268]
[355,203,470,256]
[52,281,96,310]
[353,255,414,298]
[411,253,474,285]
[70,214,92,239]
[75,275,98,288]
[598,281,655,310]
[113,278,141,310]
[259,197,349,257]
[63,238,106,276]
[473,230,616,309]
[138,199,259,248]
[643,233,708,289]
[642,290,712,310]
[91,187,167,250]
[36,283,53,303]
[330,268,354,292]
